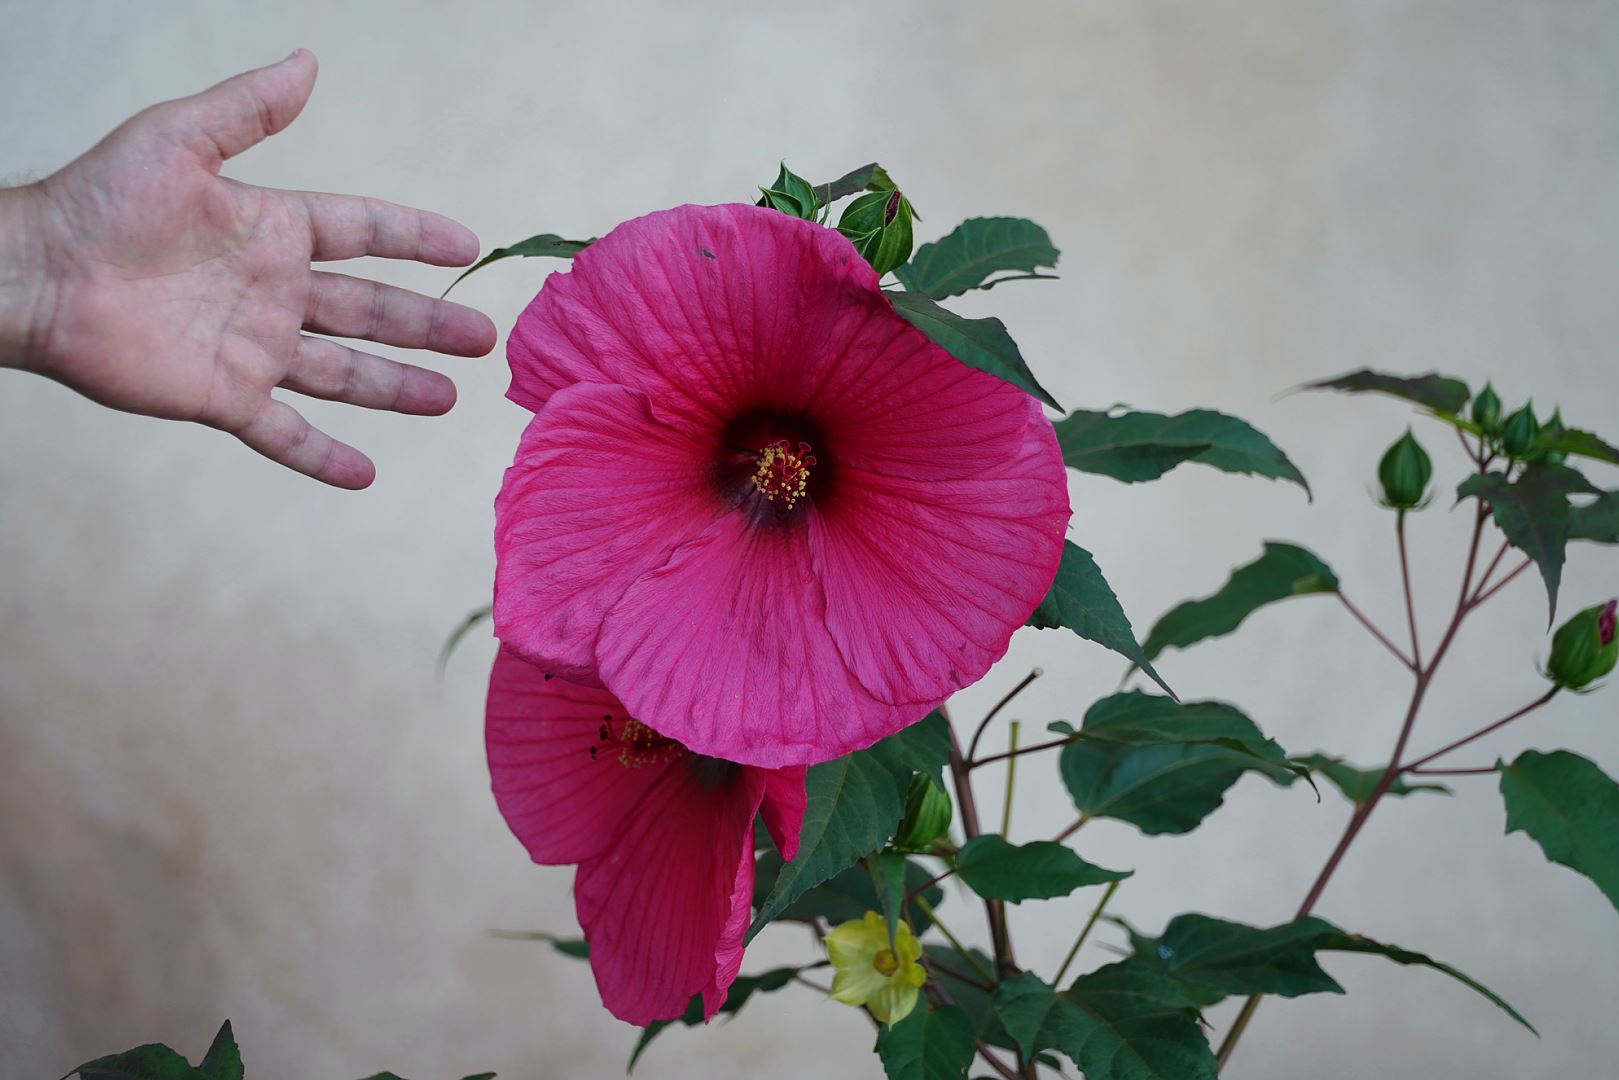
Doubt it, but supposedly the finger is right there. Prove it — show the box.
[300,192,480,266]
[282,336,457,415]
[234,397,376,490]
[170,48,319,163]
[305,271,497,357]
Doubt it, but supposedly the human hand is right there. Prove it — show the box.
[0,49,496,488]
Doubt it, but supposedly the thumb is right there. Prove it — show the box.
[171,48,319,164]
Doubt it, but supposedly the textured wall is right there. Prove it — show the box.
[3,2,1617,1077]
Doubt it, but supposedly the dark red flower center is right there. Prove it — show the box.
[750,439,817,510]
[590,713,683,769]
[714,408,836,525]
[1600,599,1616,647]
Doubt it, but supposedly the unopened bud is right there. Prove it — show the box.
[1537,407,1568,466]
[892,774,952,852]
[757,162,820,221]
[1547,599,1618,690]
[1377,428,1432,510]
[1501,401,1541,458]
[1471,382,1503,435]
[838,188,916,276]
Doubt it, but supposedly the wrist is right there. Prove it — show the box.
[0,182,60,374]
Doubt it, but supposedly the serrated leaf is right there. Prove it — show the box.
[1569,490,1619,543]
[1053,409,1309,494]
[748,714,949,939]
[871,851,909,943]
[1060,741,1294,835]
[1458,464,1598,621]
[440,233,592,297]
[955,834,1129,903]
[628,966,801,1071]
[1536,426,1619,466]
[993,968,1216,1080]
[68,1044,201,1080]
[886,291,1061,409]
[1499,749,1619,915]
[1076,691,1300,775]
[1293,753,1450,804]
[895,217,1059,299]
[755,851,945,935]
[1140,542,1339,662]
[1300,369,1470,414]
[1027,541,1173,697]
[487,930,589,958]
[923,945,1019,1053]
[876,1003,977,1080]
[1127,913,1533,1033]
[197,1022,241,1080]
[813,162,890,205]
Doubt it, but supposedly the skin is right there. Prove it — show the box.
[0,49,497,488]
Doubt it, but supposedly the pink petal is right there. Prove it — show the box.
[702,820,757,1020]
[494,381,725,682]
[759,767,808,862]
[595,512,935,767]
[811,398,1070,705]
[575,761,765,1026]
[485,649,681,865]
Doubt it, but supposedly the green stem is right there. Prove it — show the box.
[1001,720,1021,836]
[915,896,995,985]
[1053,879,1121,986]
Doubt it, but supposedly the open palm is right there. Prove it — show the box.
[27,50,495,488]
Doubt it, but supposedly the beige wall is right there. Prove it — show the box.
[4,2,1618,1076]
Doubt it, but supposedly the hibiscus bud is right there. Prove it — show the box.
[1377,428,1432,511]
[1546,599,1618,690]
[1536,407,1568,466]
[1471,382,1503,435]
[837,188,916,276]
[892,774,953,852]
[757,161,820,221]
[1501,401,1541,458]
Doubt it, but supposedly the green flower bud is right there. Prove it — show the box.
[1537,407,1568,466]
[757,161,820,221]
[1471,382,1503,435]
[892,774,953,852]
[837,188,915,276]
[1501,401,1541,458]
[1546,599,1618,690]
[1377,428,1432,510]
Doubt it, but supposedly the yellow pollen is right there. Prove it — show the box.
[750,439,816,509]
[590,715,683,769]
[873,949,899,976]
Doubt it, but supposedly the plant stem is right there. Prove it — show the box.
[970,734,1075,770]
[794,973,833,995]
[915,895,996,985]
[1397,511,1423,669]
[1468,540,1510,604]
[1470,557,1531,609]
[1400,688,1559,772]
[926,977,1020,1080]
[1001,721,1021,836]
[966,667,1044,763]
[1407,764,1499,776]
[946,715,1015,974]
[921,953,995,994]
[1053,879,1121,986]
[1337,592,1417,671]
[1052,812,1089,842]
[1216,502,1491,1069]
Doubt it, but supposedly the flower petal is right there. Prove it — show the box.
[595,512,933,767]
[486,650,680,865]
[811,398,1070,705]
[575,761,766,1026]
[494,381,725,682]
[759,766,808,862]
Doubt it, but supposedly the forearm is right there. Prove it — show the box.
[0,182,57,373]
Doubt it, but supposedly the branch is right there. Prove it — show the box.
[966,667,1044,763]
[1400,688,1559,773]
[970,734,1075,770]
[1397,512,1423,669]
[1337,592,1417,671]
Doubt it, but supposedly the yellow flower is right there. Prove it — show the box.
[824,910,927,1024]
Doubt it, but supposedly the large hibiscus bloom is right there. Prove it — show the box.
[495,203,1069,767]
[486,647,806,1025]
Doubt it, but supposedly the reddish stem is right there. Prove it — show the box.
[1337,592,1417,670]
[1400,688,1559,772]
[969,735,1073,769]
[946,712,1014,975]
[1397,512,1423,669]
[1470,558,1532,609]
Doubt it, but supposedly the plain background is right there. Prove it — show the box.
[3,2,1617,1077]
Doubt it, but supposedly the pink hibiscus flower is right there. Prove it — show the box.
[486,647,806,1025]
[494,203,1070,767]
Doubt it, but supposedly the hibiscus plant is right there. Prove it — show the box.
[66,164,1619,1080]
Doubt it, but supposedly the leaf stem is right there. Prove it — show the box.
[915,895,995,985]
[966,668,1044,763]
[1337,592,1417,671]
[970,734,1075,770]
[1400,688,1559,773]
[1001,721,1020,836]
[946,714,1015,974]
[1397,512,1423,669]
[1053,879,1122,986]
[1470,557,1532,610]
[1468,540,1511,605]
[1406,764,1499,776]
[1052,812,1090,843]
[921,953,996,994]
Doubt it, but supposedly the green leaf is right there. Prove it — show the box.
[756,852,946,934]
[628,966,802,1071]
[871,851,910,943]
[748,714,950,939]
[813,162,892,205]
[1499,749,1619,915]
[876,1003,977,1080]
[886,291,1061,410]
[1076,691,1300,775]
[1300,369,1471,414]
[1293,753,1450,804]
[955,834,1129,902]
[757,161,820,220]
[436,603,492,676]
[923,946,1019,1052]
[440,234,592,297]
[68,1045,202,1080]
[1535,426,1619,466]
[1458,464,1599,621]
[1140,541,1339,662]
[1053,408,1308,494]
[895,217,1059,299]
[993,969,1217,1080]
[1027,541,1173,698]
[1569,490,1619,544]
[1127,913,1534,1032]
[197,1022,242,1080]
[1060,741,1294,836]
[487,930,589,959]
